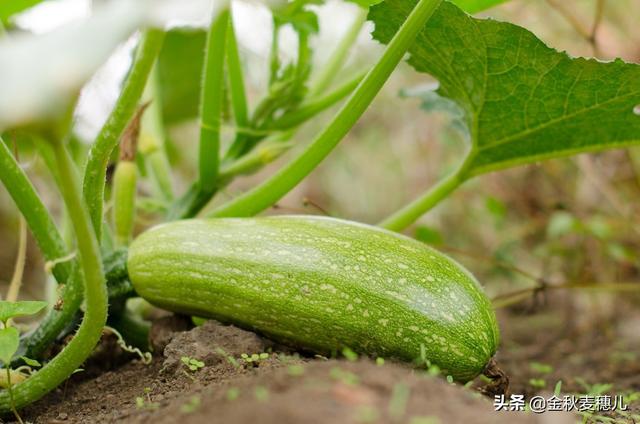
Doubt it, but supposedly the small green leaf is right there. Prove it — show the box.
[0,326,19,364]
[342,347,358,362]
[20,356,41,368]
[529,378,546,389]
[529,361,553,375]
[226,387,240,401]
[0,300,47,323]
[554,380,563,396]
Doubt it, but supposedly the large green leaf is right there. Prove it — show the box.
[156,28,206,124]
[370,0,640,177]
[450,0,509,13]
[348,0,509,12]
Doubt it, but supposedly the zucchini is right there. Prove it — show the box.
[127,216,499,380]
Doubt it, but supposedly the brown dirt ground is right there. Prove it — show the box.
[11,294,640,424]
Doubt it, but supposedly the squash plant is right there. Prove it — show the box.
[0,0,639,415]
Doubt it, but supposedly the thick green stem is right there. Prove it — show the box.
[378,167,466,232]
[226,11,249,131]
[0,137,72,284]
[83,29,164,240]
[198,5,229,196]
[208,0,443,218]
[309,6,368,96]
[167,5,229,220]
[0,137,84,360]
[0,140,107,413]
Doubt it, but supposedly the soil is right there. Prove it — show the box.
[13,295,640,424]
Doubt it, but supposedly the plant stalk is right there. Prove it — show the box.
[379,167,466,232]
[0,137,72,285]
[0,139,107,413]
[198,4,229,197]
[83,28,164,240]
[209,0,444,218]
[0,137,84,360]
[309,6,368,96]
[269,72,365,131]
[139,66,174,203]
[226,10,249,131]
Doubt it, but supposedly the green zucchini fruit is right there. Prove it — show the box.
[127,215,500,380]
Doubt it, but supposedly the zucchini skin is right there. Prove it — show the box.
[128,216,499,380]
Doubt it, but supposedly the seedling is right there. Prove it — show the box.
[135,387,159,410]
[528,378,546,389]
[342,347,358,362]
[388,383,410,420]
[215,347,241,369]
[181,356,205,372]
[355,405,379,423]
[254,386,269,402]
[329,367,359,386]
[180,395,201,414]
[240,352,270,366]
[408,417,440,424]
[287,365,305,377]
[529,362,553,375]
[226,387,240,401]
